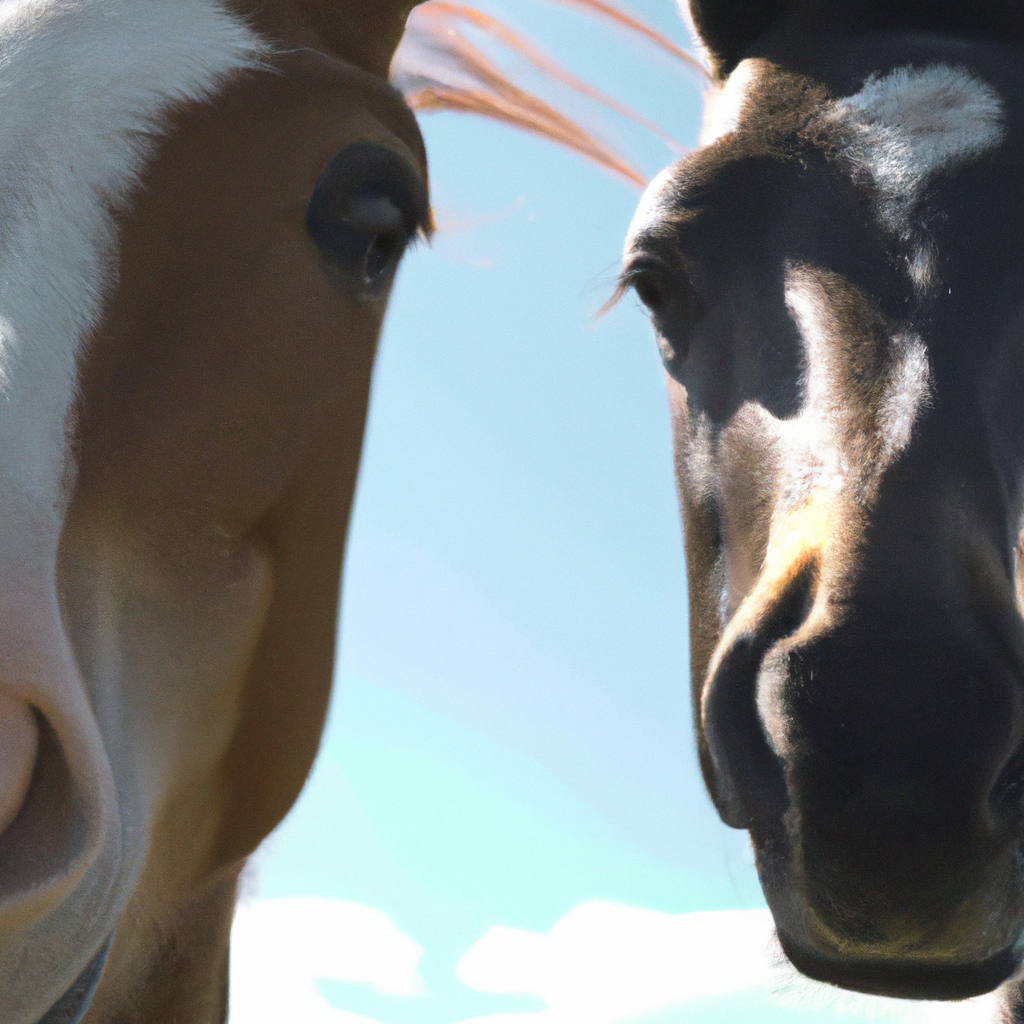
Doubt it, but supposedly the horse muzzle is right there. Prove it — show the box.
[36,938,112,1024]
[701,554,1024,999]
[776,926,1023,1000]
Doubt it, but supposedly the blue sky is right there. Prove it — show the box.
[228,4,1000,1022]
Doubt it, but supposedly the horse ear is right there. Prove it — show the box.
[689,0,1024,78]
[242,0,424,78]
[686,0,787,78]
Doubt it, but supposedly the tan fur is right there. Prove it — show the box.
[34,6,428,1021]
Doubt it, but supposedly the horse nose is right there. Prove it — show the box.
[776,927,1022,1000]
[701,561,814,828]
[770,596,1024,848]
[0,605,128,1023]
[0,696,38,837]
[702,555,1024,988]
[704,546,1024,827]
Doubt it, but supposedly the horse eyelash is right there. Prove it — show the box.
[594,278,630,319]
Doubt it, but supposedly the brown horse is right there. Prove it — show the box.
[3,0,680,1019]
[0,2,429,1021]
[623,0,1024,1015]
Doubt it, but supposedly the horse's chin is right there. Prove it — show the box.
[775,927,1022,1001]
[741,815,1024,999]
[36,937,112,1024]
[754,834,1024,1001]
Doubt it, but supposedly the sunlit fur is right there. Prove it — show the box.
[819,64,1005,231]
[0,1,431,1021]
[699,57,760,144]
[0,5,261,1020]
[628,3,1024,1012]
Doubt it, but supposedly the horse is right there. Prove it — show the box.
[0,1,431,1021]
[621,0,1024,1015]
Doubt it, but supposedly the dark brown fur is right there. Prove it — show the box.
[628,4,1024,1015]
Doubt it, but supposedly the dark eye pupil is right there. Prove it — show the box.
[634,272,667,315]
[307,189,411,294]
[365,230,403,282]
[342,193,407,284]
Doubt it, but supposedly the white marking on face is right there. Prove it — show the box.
[0,4,265,1017]
[907,240,937,294]
[878,331,933,462]
[685,411,719,507]
[0,0,263,585]
[822,64,1005,231]
[780,271,851,503]
[700,58,761,146]
[625,165,677,247]
[708,270,933,714]
[783,264,932,486]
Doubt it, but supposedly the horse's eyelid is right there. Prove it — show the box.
[406,225,430,251]
[417,207,436,242]
[621,262,663,288]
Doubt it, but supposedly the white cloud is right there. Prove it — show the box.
[454,901,1001,1024]
[227,897,1003,1024]
[228,897,425,1024]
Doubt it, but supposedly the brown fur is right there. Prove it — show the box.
[630,3,1024,1010]
[39,6,428,1021]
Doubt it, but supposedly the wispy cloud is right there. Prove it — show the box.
[456,902,775,1022]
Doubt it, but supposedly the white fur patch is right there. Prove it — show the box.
[625,165,677,244]
[778,274,848,504]
[823,64,1005,231]
[782,264,932,495]
[907,240,938,294]
[0,0,263,583]
[877,331,933,462]
[0,5,265,1017]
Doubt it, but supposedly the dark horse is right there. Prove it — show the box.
[622,0,1024,1014]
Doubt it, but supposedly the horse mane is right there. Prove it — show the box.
[391,0,710,188]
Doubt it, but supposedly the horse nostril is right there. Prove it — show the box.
[703,563,816,827]
[990,741,1024,821]
[0,696,37,836]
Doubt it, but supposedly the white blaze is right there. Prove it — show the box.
[0,5,264,1020]
[823,64,1005,231]
[0,0,264,589]
[783,263,933,491]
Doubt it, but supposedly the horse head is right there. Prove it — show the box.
[625,0,1024,1003]
[0,1,427,1021]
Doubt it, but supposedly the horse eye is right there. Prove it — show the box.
[624,261,683,322]
[306,142,429,298]
[623,260,697,369]
[632,270,669,316]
